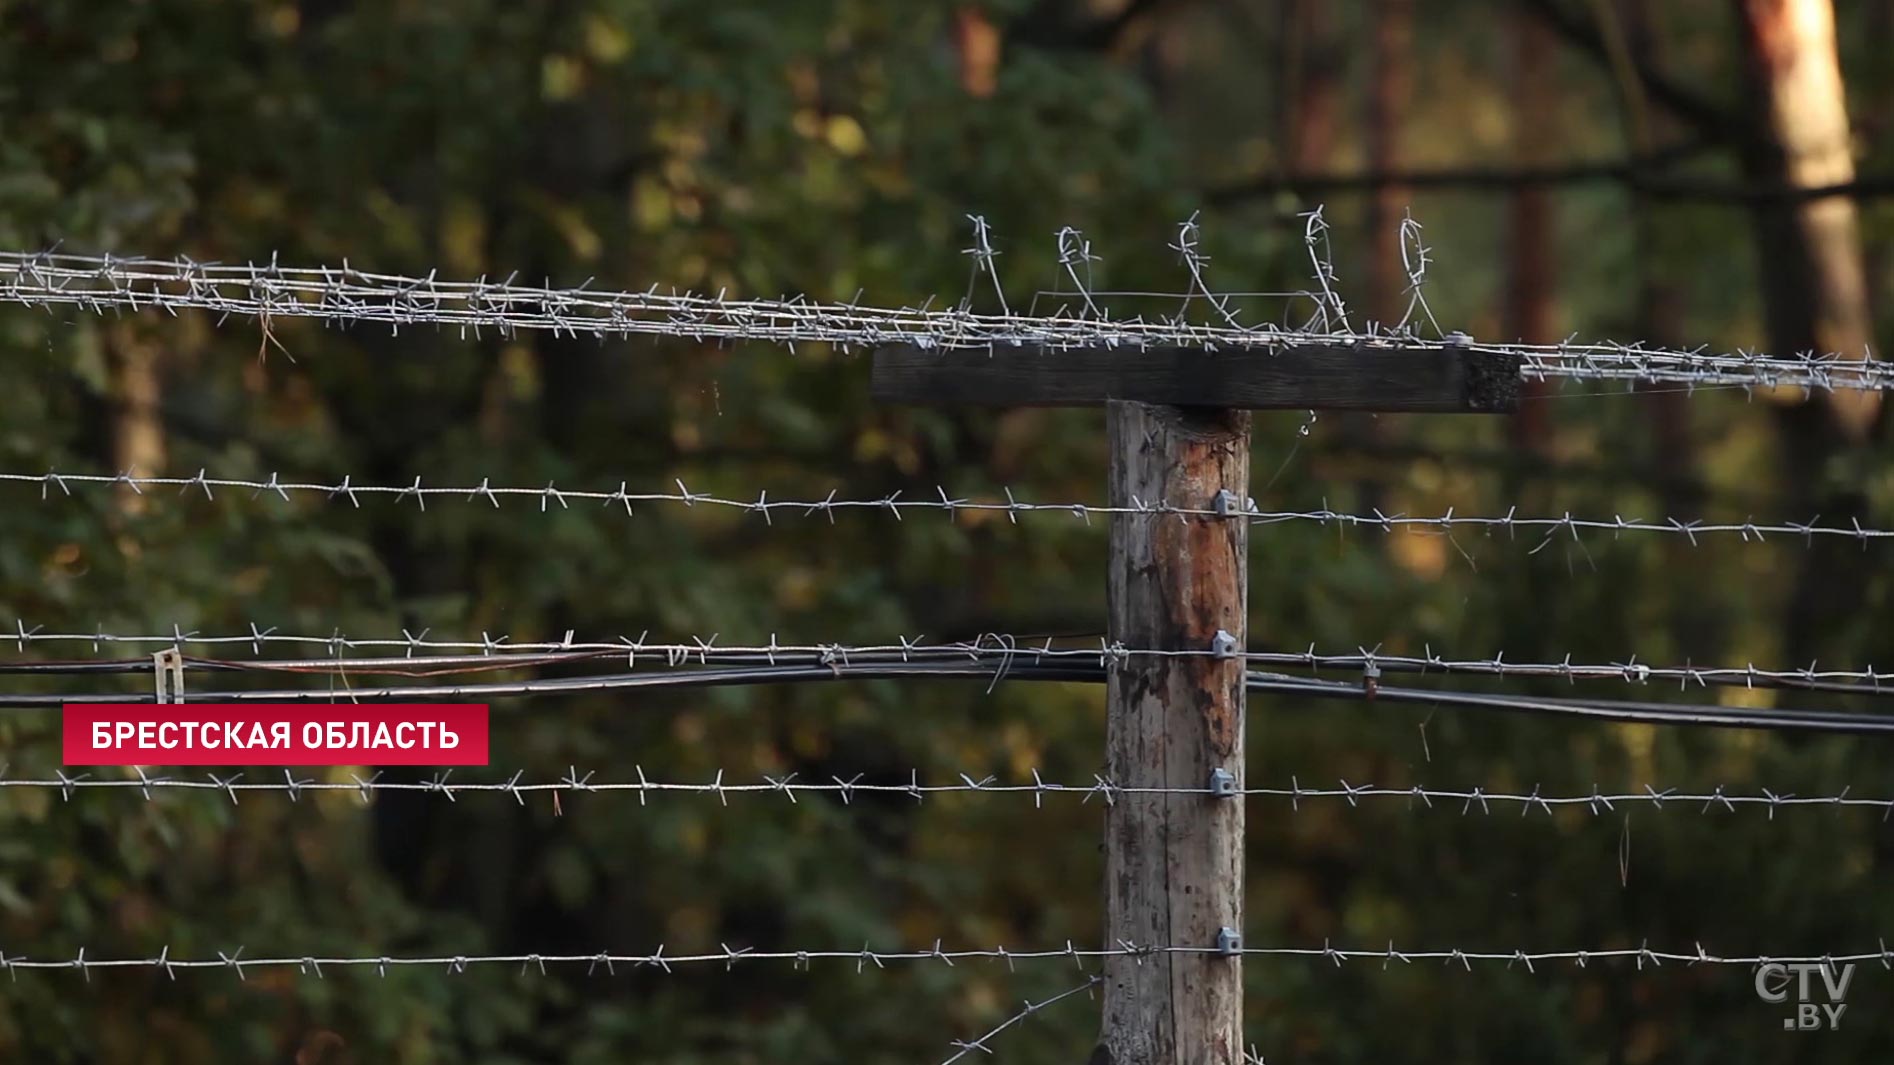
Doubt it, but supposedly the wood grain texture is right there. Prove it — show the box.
[871,343,1520,413]
[1096,401,1248,1065]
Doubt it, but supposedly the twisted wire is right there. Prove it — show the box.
[7,624,1892,700]
[2,249,1889,393]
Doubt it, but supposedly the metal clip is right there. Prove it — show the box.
[1208,768,1238,798]
[1215,927,1242,957]
[153,648,185,704]
[1211,630,1240,659]
[1212,490,1256,518]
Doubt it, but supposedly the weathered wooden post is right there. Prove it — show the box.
[873,340,1519,1065]
[1099,400,1250,1065]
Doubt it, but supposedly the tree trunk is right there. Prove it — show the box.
[1097,402,1248,1065]
[1284,0,1338,179]
[107,324,166,514]
[1737,0,1879,661]
[1349,0,1410,521]
[953,7,1001,98]
[1609,0,1699,515]
[1506,7,1557,453]
[1740,0,1876,436]
[1365,0,1411,329]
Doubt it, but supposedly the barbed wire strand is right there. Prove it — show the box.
[1,246,1889,393]
[8,470,1894,550]
[939,976,1100,1065]
[1,768,1885,821]
[5,941,1890,980]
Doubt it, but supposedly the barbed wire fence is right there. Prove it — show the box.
[1,209,1890,1060]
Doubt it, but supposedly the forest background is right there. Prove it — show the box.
[3,1,1894,1062]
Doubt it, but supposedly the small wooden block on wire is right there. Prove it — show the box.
[870,342,1521,414]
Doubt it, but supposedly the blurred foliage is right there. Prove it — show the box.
[2,0,1894,1062]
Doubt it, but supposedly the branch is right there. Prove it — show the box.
[1012,0,1187,52]
[1206,151,1894,205]
[1207,142,1702,203]
[1515,0,1744,146]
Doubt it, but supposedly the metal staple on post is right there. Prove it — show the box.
[1211,629,1241,659]
[152,648,184,704]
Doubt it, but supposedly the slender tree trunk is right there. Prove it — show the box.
[953,7,1001,98]
[1506,8,1557,454]
[1365,0,1411,331]
[1737,0,1878,662]
[1285,0,1338,180]
[106,324,166,514]
[1740,0,1877,435]
[1346,0,1408,523]
[1612,0,1699,515]
[1585,1,1717,661]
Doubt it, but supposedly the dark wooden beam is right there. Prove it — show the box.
[871,343,1521,414]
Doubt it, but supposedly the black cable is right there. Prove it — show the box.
[4,658,1893,736]
[2,648,1890,700]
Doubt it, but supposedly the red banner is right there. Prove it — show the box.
[61,704,489,766]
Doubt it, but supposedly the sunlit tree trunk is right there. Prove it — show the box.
[954,7,1001,98]
[1737,0,1878,662]
[1740,0,1877,436]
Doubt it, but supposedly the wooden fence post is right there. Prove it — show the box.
[869,340,1517,1062]
[1095,400,1250,1065]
